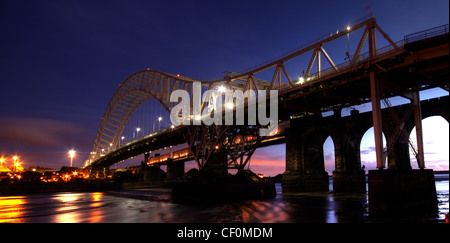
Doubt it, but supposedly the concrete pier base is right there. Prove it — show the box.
[140,165,161,184]
[332,169,366,193]
[172,170,276,202]
[368,169,438,215]
[165,161,185,185]
[282,171,329,193]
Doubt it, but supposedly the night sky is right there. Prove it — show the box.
[0,0,448,174]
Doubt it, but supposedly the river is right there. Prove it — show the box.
[0,178,448,223]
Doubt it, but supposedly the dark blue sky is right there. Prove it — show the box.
[0,0,448,169]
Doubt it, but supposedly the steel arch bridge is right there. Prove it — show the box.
[87,65,282,169]
[85,15,447,171]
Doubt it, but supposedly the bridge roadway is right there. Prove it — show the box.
[86,121,288,169]
[86,22,449,171]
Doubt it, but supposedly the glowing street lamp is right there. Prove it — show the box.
[68,150,76,167]
[12,156,18,172]
[136,127,141,138]
[346,25,351,60]
[158,116,163,131]
[217,85,227,93]
[11,156,22,172]
[120,136,125,147]
[0,157,5,172]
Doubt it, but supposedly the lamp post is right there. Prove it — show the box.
[346,25,351,60]
[158,116,162,131]
[13,156,18,172]
[68,150,76,167]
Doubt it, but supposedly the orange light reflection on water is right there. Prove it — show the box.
[88,192,104,223]
[0,196,26,223]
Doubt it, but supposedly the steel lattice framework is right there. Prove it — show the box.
[87,15,421,169]
[91,70,200,159]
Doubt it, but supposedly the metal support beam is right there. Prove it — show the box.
[375,23,398,48]
[370,71,385,169]
[320,46,338,71]
[269,65,280,90]
[413,91,425,169]
[368,22,377,58]
[280,63,295,87]
[317,47,321,77]
[278,66,282,90]
[353,26,369,63]
[305,48,319,78]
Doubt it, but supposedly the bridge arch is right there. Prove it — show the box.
[88,69,206,165]
[409,115,449,170]
[359,127,388,171]
[323,136,335,175]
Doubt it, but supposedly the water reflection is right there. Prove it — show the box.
[0,180,446,223]
[437,180,449,221]
[236,194,366,223]
[0,196,26,223]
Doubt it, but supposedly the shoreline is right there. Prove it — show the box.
[0,181,123,196]
[1,171,448,196]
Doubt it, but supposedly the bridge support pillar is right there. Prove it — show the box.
[368,169,437,215]
[140,165,162,184]
[332,130,366,193]
[165,161,185,184]
[282,126,329,193]
[204,151,228,176]
[370,71,385,169]
[385,134,412,170]
[332,112,366,193]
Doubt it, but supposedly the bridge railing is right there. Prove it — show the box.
[404,23,449,44]
[235,15,375,78]
[299,39,405,86]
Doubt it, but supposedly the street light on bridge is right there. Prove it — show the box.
[158,116,163,131]
[346,25,351,60]
[217,85,227,93]
[136,127,141,138]
[120,136,125,147]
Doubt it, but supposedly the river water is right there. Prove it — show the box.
[0,178,448,223]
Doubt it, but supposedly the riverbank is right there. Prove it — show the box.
[0,181,122,195]
[1,171,447,196]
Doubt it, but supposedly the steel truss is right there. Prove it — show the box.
[87,15,413,171]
